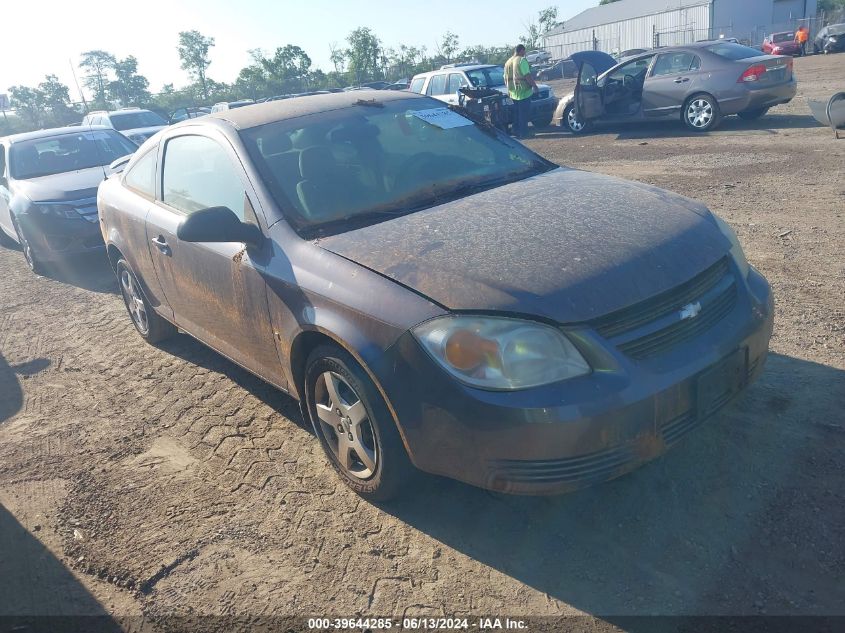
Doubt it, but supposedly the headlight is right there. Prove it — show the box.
[413,315,590,390]
[712,214,750,278]
[34,203,81,219]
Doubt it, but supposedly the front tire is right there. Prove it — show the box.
[563,104,590,134]
[305,344,415,501]
[0,226,16,248]
[12,217,47,275]
[683,94,721,132]
[738,107,769,120]
[116,259,175,343]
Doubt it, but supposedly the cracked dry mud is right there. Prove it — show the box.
[0,54,842,630]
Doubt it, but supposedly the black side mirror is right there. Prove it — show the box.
[177,206,264,248]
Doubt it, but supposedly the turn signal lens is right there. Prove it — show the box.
[443,330,499,371]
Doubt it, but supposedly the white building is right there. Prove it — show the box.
[543,0,818,60]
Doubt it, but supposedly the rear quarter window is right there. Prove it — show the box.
[123,147,157,197]
[409,77,426,94]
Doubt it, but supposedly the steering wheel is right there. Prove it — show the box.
[394,152,438,191]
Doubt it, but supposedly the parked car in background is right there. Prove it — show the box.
[82,108,167,144]
[210,100,255,112]
[168,106,211,124]
[344,82,391,91]
[410,64,557,127]
[525,49,551,64]
[0,126,136,274]
[555,43,796,134]
[385,81,411,91]
[762,32,801,56]
[814,23,845,54]
[99,91,772,500]
[537,59,578,81]
[616,48,650,60]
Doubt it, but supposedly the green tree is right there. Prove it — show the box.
[260,45,312,90]
[818,0,845,12]
[38,75,75,125]
[9,85,46,128]
[438,31,461,63]
[538,6,559,33]
[345,27,383,84]
[108,56,151,107]
[178,30,215,100]
[79,49,116,107]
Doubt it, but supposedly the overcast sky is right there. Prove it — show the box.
[2,0,597,98]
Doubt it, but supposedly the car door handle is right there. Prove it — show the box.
[674,77,690,83]
[151,236,171,255]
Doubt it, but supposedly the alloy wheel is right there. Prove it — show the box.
[120,269,149,335]
[12,219,36,271]
[314,370,378,480]
[567,107,585,133]
[686,98,714,129]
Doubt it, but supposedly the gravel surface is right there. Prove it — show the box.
[0,54,842,630]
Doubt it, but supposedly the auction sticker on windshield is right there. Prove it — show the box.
[410,108,474,129]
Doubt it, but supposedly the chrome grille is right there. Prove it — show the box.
[589,258,736,359]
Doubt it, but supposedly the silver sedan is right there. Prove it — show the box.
[554,42,797,133]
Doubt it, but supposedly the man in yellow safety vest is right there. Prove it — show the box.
[503,44,539,139]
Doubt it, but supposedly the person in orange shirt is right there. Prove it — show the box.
[796,27,809,56]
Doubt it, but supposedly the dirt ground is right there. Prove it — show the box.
[1,54,843,630]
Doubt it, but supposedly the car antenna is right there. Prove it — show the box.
[355,98,384,108]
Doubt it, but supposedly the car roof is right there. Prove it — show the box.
[2,125,112,144]
[197,90,429,131]
[412,64,497,79]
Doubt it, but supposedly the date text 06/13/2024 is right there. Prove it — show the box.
[307,617,528,630]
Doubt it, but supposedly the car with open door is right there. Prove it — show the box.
[554,42,797,134]
[99,91,773,500]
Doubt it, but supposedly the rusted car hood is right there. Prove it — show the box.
[318,168,730,323]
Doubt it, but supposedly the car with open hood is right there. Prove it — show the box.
[554,42,797,134]
[0,126,137,274]
[410,64,557,128]
[98,91,773,500]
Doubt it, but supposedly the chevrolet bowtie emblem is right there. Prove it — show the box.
[680,302,702,320]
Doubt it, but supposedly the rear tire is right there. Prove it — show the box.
[738,107,769,120]
[116,258,175,343]
[563,104,590,134]
[305,344,416,502]
[683,94,721,132]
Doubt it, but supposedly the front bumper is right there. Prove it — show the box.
[374,266,774,494]
[530,94,558,124]
[19,212,105,261]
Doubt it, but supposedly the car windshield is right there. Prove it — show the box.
[465,67,505,88]
[826,24,845,35]
[241,98,554,236]
[109,111,167,130]
[706,43,764,59]
[772,33,795,43]
[9,130,137,179]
